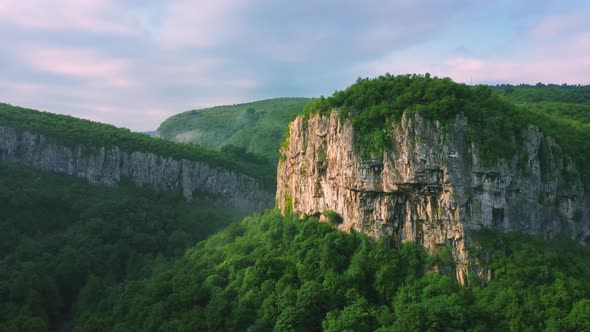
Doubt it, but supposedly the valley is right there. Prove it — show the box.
[1,76,589,331]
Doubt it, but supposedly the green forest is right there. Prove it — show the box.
[0,163,245,331]
[71,211,590,331]
[157,98,309,166]
[156,98,309,187]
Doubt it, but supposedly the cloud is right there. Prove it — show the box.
[242,0,474,62]
[361,8,590,85]
[0,0,141,35]
[154,0,250,49]
[529,13,589,40]
[0,0,588,131]
[18,46,136,88]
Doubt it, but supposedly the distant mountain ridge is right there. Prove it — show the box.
[491,83,590,125]
[0,103,274,213]
[140,130,157,137]
[157,97,310,164]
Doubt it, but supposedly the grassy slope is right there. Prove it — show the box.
[157,98,310,164]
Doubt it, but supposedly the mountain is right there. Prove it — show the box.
[157,97,310,164]
[2,77,590,331]
[140,130,157,137]
[277,74,589,284]
[0,103,274,212]
[0,103,278,330]
[66,75,589,331]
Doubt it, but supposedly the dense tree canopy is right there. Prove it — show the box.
[72,210,590,331]
[0,163,245,331]
[492,83,590,105]
[157,98,309,164]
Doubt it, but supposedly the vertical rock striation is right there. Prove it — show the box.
[277,110,589,283]
[0,126,274,213]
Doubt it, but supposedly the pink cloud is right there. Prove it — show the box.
[0,0,141,35]
[446,57,484,72]
[529,14,589,40]
[20,47,136,88]
[363,28,590,85]
[146,57,228,85]
[0,80,170,131]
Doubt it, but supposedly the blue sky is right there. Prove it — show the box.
[0,0,589,130]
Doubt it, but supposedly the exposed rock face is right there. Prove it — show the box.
[0,127,274,213]
[277,110,589,283]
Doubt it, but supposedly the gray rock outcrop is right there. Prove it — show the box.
[0,126,274,213]
[276,110,589,283]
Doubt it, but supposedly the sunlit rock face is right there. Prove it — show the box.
[0,127,274,214]
[277,110,589,284]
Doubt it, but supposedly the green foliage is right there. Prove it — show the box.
[0,163,245,330]
[564,299,590,331]
[303,74,519,162]
[157,97,310,165]
[301,75,590,188]
[220,144,268,165]
[492,83,590,105]
[323,210,343,226]
[0,103,274,188]
[157,98,309,188]
[470,232,590,331]
[73,211,590,331]
[490,84,590,189]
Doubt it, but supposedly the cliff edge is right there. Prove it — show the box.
[277,110,589,283]
[0,126,274,213]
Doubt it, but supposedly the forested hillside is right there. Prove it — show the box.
[0,103,273,187]
[72,210,590,331]
[157,98,309,165]
[492,83,590,106]
[492,84,590,124]
[0,163,245,331]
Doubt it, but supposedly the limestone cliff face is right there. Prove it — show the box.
[0,127,274,213]
[277,110,590,283]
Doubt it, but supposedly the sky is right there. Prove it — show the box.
[0,0,589,131]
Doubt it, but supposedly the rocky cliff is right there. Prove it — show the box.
[277,110,590,283]
[0,126,274,213]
